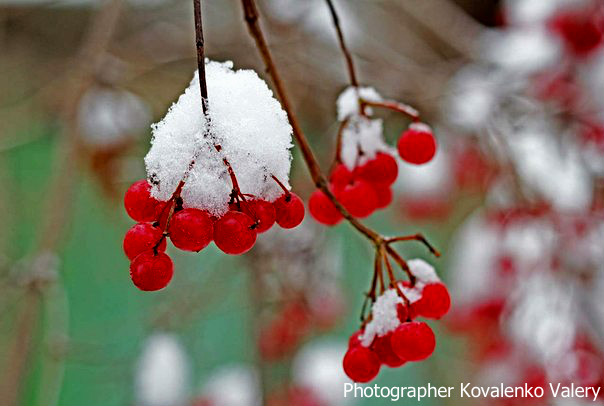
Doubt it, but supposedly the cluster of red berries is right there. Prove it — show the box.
[308,123,436,225]
[123,179,305,291]
[343,280,450,383]
[309,152,397,225]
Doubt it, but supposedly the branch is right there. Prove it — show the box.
[193,0,209,114]
[324,0,359,88]
[240,0,381,243]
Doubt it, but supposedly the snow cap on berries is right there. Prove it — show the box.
[145,60,293,216]
[360,289,403,347]
[336,86,382,121]
[135,333,190,406]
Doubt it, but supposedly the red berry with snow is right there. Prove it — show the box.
[274,193,305,229]
[129,251,174,291]
[309,189,343,225]
[414,282,451,319]
[336,178,378,218]
[123,223,166,260]
[168,208,213,252]
[391,321,436,361]
[342,346,381,383]
[372,333,407,368]
[356,152,399,186]
[397,124,436,165]
[239,199,276,233]
[124,179,165,222]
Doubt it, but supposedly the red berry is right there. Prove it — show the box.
[549,10,604,58]
[336,179,378,218]
[391,321,436,361]
[397,124,437,165]
[124,179,165,222]
[168,208,213,252]
[372,333,407,368]
[396,303,412,323]
[129,251,173,291]
[213,211,257,255]
[274,193,305,229]
[123,223,166,260]
[329,164,354,190]
[348,330,364,348]
[342,346,381,383]
[308,189,343,225]
[356,152,399,186]
[372,185,393,209]
[241,200,276,233]
[414,282,451,319]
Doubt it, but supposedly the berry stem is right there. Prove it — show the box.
[360,98,420,122]
[375,248,385,294]
[271,174,291,198]
[386,233,441,257]
[382,249,410,307]
[385,246,417,286]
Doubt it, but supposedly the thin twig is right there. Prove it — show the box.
[240,0,381,243]
[193,0,209,114]
[385,246,416,286]
[382,250,410,306]
[386,233,441,257]
[360,98,420,122]
[324,0,358,88]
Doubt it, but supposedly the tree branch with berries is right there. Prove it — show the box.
[121,0,451,385]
